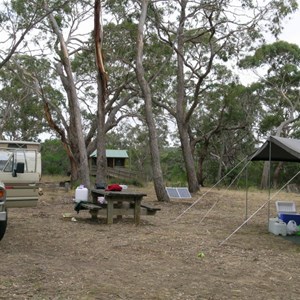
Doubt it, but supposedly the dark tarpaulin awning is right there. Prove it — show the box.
[221,135,300,244]
[250,136,300,162]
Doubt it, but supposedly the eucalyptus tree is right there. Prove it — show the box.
[240,41,300,136]
[0,55,48,139]
[94,0,108,185]
[43,1,95,187]
[1,0,155,187]
[43,0,140,185]
[0,52,82,177]
[90,0,153,185]
[189,72,259,185]
[0,0,95,185]
[148,0,297,193]
[74,1,154,184]
[1,0,138,186]
[136,0,169,201]
[239,41,300,188]
[0,0,71,69]
[43,0,159,185]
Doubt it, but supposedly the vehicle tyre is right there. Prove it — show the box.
[0,210,7,240]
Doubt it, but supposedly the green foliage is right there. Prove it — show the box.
[160,148,187,184]
[0,10,9,23]
[240,41,300,69]
[279,162,300,186]
[226,161,263,188]
[0,54,64,140]
[104,21,137,65]
[259,115,284,134]
[41,139,70,176]
[10,0,70,28]
[1,0,299,190]
[240,41,300,136]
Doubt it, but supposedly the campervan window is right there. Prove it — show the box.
[0,150,13,172]
[15,150,37,173]
[4,153,13,172]
[0,149,37,173]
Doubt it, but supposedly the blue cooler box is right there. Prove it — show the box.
[276,201,300,225]
[278,213,300,225]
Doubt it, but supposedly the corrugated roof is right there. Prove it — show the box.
[90,149,128,158]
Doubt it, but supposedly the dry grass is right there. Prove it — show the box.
[1,185,299,299]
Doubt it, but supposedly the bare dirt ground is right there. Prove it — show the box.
[1,183,300,300]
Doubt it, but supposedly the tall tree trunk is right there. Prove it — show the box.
[217,140,225,182]
[94,0,107,186]
[33,75,79,184]
[260,161,270,189]
[197,157,205,187]
[136,0,169,202]
[177,122,199,192]
[195,139,209,186]
[190,136,209,187]
[176,1,199,193]
[273,161,283,189]
[46,7,90,188]
[43,100,78,183]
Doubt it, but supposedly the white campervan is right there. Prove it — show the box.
[0,140,41,240]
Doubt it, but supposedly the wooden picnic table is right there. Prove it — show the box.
[88,188,147,225]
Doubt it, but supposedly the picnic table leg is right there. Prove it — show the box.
[116,200,123,220]
[134,198,141,225]
[90,210,98,220]
[107,199,114,224]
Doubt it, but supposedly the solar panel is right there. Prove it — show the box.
[177,188,192,198]
[166,188,180,198]
[166,187,191,199]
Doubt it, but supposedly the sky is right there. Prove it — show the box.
[278,8,300,46]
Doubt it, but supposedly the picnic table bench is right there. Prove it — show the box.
[75,188,160,225]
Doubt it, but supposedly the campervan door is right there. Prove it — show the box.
[0,141,41,208]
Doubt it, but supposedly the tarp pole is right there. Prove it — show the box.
[245,164,248,223]
[220,169,300,246]
[268,140,272,229]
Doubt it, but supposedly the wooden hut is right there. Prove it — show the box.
[89,149,129,176]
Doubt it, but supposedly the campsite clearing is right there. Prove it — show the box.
[0,184,299,299]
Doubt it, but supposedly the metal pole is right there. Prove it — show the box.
[268,140,272,229]
[245,164,248,223]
